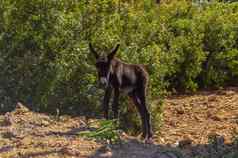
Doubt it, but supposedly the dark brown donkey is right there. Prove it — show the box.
[89,43,153,142]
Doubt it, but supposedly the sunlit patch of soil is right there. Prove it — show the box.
[0,103,102,158]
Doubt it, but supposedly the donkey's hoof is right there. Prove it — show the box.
[144,137,154,144]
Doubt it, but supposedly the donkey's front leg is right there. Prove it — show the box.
[112,88,120,119]
[102,87,112,119]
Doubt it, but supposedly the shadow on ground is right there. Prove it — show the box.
[89,136,238,158]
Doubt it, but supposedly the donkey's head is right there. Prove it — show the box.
[89,43,120,88]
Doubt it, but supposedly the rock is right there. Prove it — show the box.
[216,90,227,95]
[60,147,81,156]
[178,139,193,148]
[176,108,185,115]
[169,121,177,127]
[97,145,112,153]
[208,133,225,144]
[0,145,13,153]
[211,115,223,121]
[152,150,182,158]
[0,112,12,126]
[208,96,217,102]
[15,102,29,114]
[99,151,113,158]
[2,131,15,139]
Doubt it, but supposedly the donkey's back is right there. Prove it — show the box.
[110,58,149,94]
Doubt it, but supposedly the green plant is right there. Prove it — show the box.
[78,119,121,144]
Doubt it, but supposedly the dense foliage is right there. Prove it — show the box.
[0,0,238,133]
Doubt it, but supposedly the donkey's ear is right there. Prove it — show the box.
[108,44,120,60]
[89,43,99,59]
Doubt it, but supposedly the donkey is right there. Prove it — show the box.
[89,43,153,142]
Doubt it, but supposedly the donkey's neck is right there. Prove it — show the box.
[110,58,124,75]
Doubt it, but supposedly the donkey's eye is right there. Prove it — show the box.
[96,62,107,68]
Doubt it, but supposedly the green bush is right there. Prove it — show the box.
[198,3,238,87]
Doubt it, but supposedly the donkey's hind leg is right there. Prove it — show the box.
[129,92,147,138]
[137,88,153,141]
[130,87,152,141]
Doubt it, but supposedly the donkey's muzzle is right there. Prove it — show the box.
[99,77,108,88]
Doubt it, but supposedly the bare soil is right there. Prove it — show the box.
[1,87,238,158]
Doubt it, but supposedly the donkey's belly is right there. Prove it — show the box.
[120,86,134,94]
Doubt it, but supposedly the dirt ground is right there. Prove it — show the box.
[0,87,238,158]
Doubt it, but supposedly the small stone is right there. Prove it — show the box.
[99,151,113,158]
[97,145,111,153]
[176,108,185,115]
[208,133,225,146]
[169,121,177,127]
[152,151,181,158]
[211,114,224,121]
[178,139,192,148]
[208,96,217,102]
[170,141,179,148]
[0,113,12,126]
[2,131,15,139]
[15,102,29,114]
[60,147,81,156]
